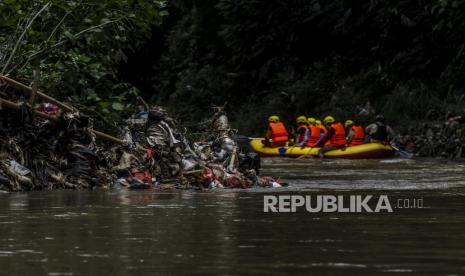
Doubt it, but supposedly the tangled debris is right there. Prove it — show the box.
[0,102,283,192]
[394,115,465,158]
[0,75,282,191]
[0,105,112,191]
[111,105,283,190]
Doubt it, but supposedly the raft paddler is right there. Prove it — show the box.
[307,117,316,126]
[365,114,395,143]
[295,116,309,146]
[345,120,365,146]
[313,116,346,156]
[263,115,289,147]
[315,119,327,138]
[306,117,321,147]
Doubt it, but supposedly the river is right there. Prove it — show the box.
[1,158,464,275]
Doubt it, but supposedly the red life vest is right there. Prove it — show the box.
[307,125,321,147]
[349,125,365,146]
[296,124,308,143]
[269,122,289,142]
[329,122,346,147]
[317,125,329,145]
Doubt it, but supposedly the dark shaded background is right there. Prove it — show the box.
[119,0,465,135]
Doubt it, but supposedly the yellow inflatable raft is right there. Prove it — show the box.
[249,139,394,159]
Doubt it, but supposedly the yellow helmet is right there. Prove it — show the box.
[345,120,354,127]
[307,117,316,125]
[296,115,307,124]
[268,115,280,123]
[323,116,335,124]
[315,120,322,125]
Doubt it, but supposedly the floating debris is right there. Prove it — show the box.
[394,116,465,158]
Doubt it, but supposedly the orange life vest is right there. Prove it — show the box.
[317,125,328,144]
[349,125,365,146]
[269,122,289,143]
[307,125,321,147]
[296,124,308,143]
[329,122,346,147]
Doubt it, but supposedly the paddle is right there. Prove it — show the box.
[232,135,264,143]
[390,143,414,159]
[233,134,319,158]
[296,147,315,159]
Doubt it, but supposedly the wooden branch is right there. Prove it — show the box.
[46,12,69,43]
[23,17,125,65]
[1,2,52,75]
[30,66,39,106]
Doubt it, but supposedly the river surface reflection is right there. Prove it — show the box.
[0,158,464,275]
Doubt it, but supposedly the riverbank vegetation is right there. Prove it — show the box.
[2,0,465,190]
[0,0,165,130]
[2,0,465,135]
[132,0,465,135]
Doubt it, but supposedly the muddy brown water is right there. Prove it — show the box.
[0,158,465,275]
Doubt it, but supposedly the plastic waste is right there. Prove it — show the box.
[8,160,31,176]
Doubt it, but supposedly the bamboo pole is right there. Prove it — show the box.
[0,75,125,145]
[0,97,57,121]
[0,74,73,111]
[0,97,125,144]
[91,130,125,145]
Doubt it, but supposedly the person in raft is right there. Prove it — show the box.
[315,119,327,138]
[344,120,365,146]
[313,116,346,157]
[263,115,289,147]
[305,117,321,147]
[365,114,395,143]
[295,116,309,146]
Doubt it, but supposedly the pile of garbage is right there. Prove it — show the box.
[110,105,284,190]
[0,76,283,192]
[0,105,112,191]
[393,115,465,158]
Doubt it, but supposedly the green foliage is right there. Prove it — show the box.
[0,0,165,130]
[145,0,465,135]
[4,0,465,135]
